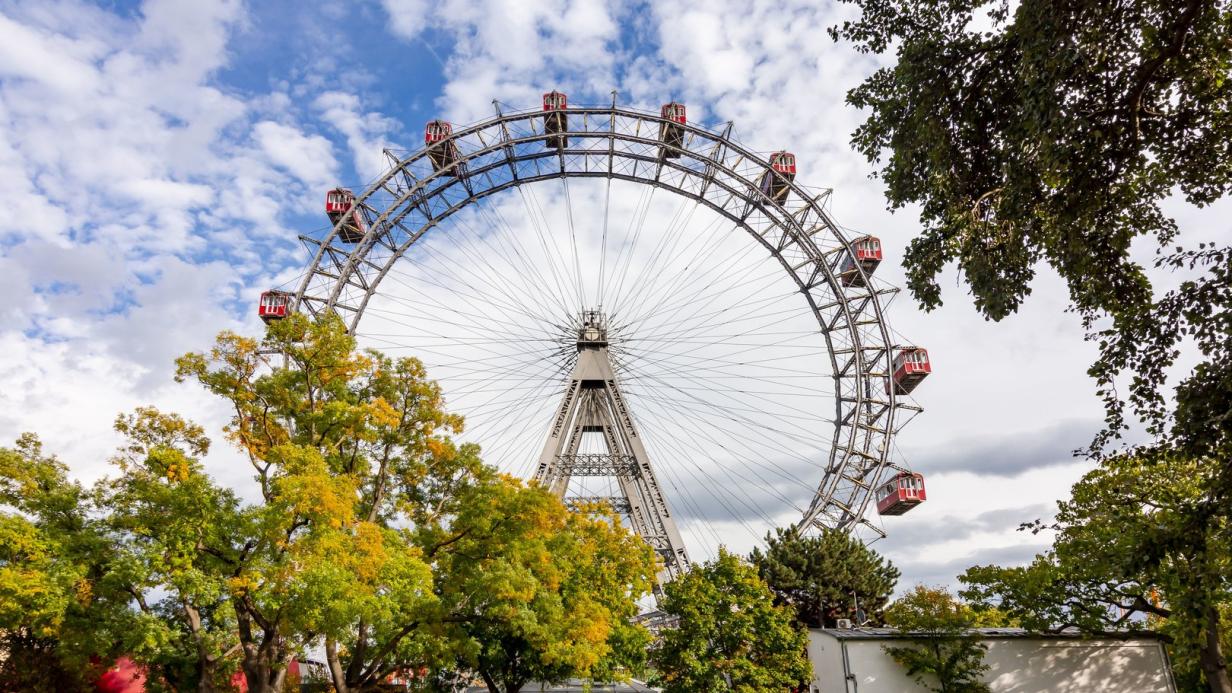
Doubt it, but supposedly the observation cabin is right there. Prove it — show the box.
[838,235,883,287]
[659,102,687,158]
[760,151,796,204]
[876,471,927,515]
[325,188,365,244]
[543,91,568,148]
[258,290,292,323]
[887,347,931,395]
[424,120,460,174]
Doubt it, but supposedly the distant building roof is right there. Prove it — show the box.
[813,627,1164,641]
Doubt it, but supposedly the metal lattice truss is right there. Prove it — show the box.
[292,99,923,537]
[532,313,691,594]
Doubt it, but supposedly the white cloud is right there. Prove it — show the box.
[313,91,399,181]
[0,11,102,93]
[0,1,344,487]
[253,120,338,190]
[381,0,624,122]
[380,0,431,41]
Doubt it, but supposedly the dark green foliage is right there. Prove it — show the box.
[750,526,900,628]
[831,0,1232,451]
[832,5,1232,689]
[0,631,90,693]
[651,549,813,692]
[883,585,991,693]
[959,451,1230,692]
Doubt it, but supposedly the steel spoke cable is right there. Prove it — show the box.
[619,261,798,348]
[611,257,793,340]
[466,191,578,319]
[561,177,587,308]
[614,265,798,346]
[613,342,837,397]
[599,182,655,307]
[523,182,584,313]
[631,391,787,535]
[606,188,691,319]
[357,312,560,364]
[359,304,563,351]
[611,215,755,333]
[605,193,699,321]
[606,202,730,326]
[623,369,833,465]
[383,238,566,339]
[517,185,585,316]
[597,174,613,309]
[374,264,564,348]
[625,310,825,362]
[626,385,829,503]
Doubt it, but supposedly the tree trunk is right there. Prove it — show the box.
[1201,603,1232,693]
[181,600,221,693]
[197,661,219,693]
[326,637,351,693]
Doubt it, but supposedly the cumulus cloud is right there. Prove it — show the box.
[0,0,347,485]
[314,91,400,180]
[253,120,338,191]
[381,0,624,121]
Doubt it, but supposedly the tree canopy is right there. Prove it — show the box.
[651,548,812,692]
[0,435,102,691]
[435,491,655,692]
[832,0,1232,454]
[750,525,899,628]
[960,451,1230,692]
[0,314,657,693]
[883,585,992,693]
[833,6,1232,687]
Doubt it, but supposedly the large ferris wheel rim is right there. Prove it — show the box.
[291,100,920,536]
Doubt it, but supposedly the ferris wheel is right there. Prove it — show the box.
[259,92,931,579]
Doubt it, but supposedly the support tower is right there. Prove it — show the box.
[534,311,690,595]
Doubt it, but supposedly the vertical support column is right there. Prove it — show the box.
[532,312,691,599]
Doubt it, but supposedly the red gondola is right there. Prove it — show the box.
[258,290,292,323]
[887,347,931,395]
[325,188,364,243]
[659,102,687,158]
[838,235,883,287]
[875,471,926,515]
[543,91,568,148]
[759,151,796,203]
[424,120,460,174]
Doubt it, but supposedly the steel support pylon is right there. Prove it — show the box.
[533,311,690,597]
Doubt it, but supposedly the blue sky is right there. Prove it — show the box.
[2,0,1218,589]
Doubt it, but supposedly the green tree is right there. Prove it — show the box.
[751,525,900,628]
[651,548,812,692]
[831,6,1232,689]
[0,434,96,692]
[2,314,658,693]
[830,0,1232,501]
[883,585,991,693]
[98,407,246,692]
[172,313,472,693]
[432,488,656,692]
[177,314,657,692]
[960,451,1230,692]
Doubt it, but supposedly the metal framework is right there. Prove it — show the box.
[291,97,922,538]
[533,311,690,595]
